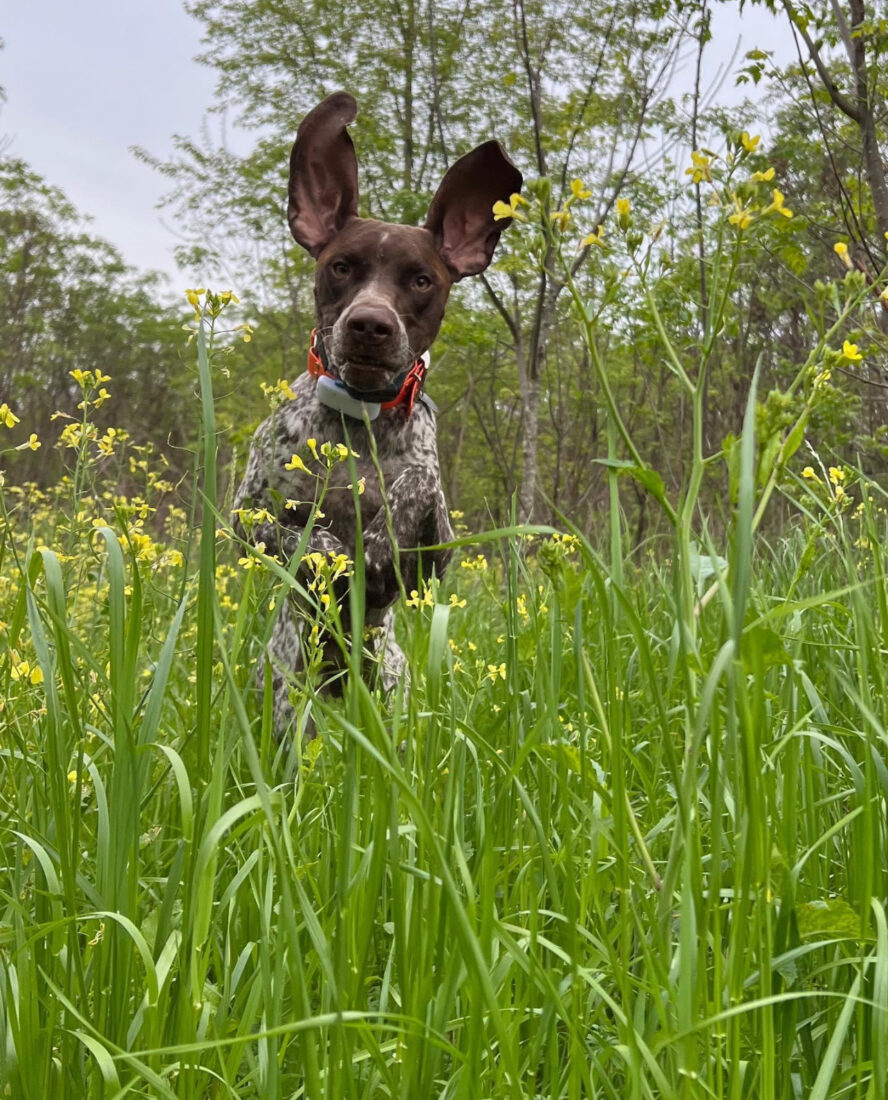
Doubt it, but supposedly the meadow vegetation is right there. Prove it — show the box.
[4,1,888,1094]
[3,131,888,1097]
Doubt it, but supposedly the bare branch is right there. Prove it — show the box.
[781,0,861,121]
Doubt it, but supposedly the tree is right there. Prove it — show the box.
[738,0,888,274]
[0,158,193,487]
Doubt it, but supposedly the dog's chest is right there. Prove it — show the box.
[264,377,438,547]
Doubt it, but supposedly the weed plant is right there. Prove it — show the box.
[2,147,888,1098]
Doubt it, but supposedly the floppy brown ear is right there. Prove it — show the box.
[288,92,360,257]
[424,141,523,280]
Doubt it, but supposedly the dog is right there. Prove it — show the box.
[233,91,522,737]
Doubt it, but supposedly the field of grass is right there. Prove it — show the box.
[2,302,888,1100]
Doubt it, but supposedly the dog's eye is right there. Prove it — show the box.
[331,260,351,278]
[413,273,433,290]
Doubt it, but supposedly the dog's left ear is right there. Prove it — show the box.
[425,142,523,280]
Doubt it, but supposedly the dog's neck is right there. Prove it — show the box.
[307,330,435,421]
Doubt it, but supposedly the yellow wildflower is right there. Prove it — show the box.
[685,151,712,184]
[834,240,853,270]
[492,193,527,222]
[10,659,43,685]
[0,403,21,429]
[728,194,755,231]
[306,438,320,461]
[749,167,775,183]
[763,188,793,218]
[405,585,435,609]
[581,225,605,249]
[16,433,41,452]
[741,132,761,153]
[185,288,206,309]
[842,341,863,362]
[284,453,310,473]
[828,466,845,485]
[460,554,489,572]
[802,466,821,483]
[570,178,591,199]
[487,663,507,682]
[238,541,267,570]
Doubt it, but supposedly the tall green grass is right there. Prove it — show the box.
[2,270,888,1097]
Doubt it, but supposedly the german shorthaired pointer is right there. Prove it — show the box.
[233,92,522,737]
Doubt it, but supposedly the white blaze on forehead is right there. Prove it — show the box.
[347,277,394,309]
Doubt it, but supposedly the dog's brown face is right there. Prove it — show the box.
[287,91,522,393]
[315,220,453,390]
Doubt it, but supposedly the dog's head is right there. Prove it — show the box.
[287,92,523,393]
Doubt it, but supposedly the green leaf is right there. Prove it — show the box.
[797,897,862,941]
[741,624,792,673]
[594,459,667,503]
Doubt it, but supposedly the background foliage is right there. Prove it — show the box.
[4,0,888,529]
[3,3,888,1096]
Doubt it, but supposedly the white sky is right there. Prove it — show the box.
[2,0,221,294]
[1,2,796,295]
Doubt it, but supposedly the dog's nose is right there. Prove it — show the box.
[346,306,397,343]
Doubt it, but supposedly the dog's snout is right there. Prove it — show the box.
[346,305,397,343]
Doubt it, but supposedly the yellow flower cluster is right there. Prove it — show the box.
[184,288,252,343]
[9,653,44,685]
[238,541,269,570]
[260,379,297,407]
[70,369,111,390]
[405,583,435,609]
[686,151,713,185]
[302,550,351,582]
[404,583,467,610]
[460,554,489,572]
[802,463,854,507]
[285,438,360,477]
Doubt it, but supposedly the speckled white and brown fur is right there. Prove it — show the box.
[233,371,452,731]
[233,91,521,738]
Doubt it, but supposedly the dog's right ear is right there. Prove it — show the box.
[288,92,360,257]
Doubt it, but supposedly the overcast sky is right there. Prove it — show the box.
[2,0,221,292]
[1,2,796,296]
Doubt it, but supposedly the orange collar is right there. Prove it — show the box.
[307,329,429,418]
